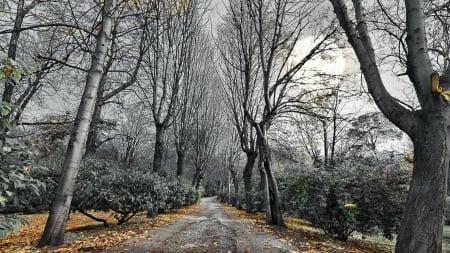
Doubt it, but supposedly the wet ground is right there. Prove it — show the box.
[102,197,297,253]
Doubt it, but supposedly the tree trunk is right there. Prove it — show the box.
[257,131,285,227]
[243,151,256,212]
[85,101,102,156]
[195,170,203,190]
[322,120,328,168]
[264,159,285,227]
[395,119,449,253]
[230,168,239,208]
[176,151,185,176]
[192,166,203,189]
[38,0,115,247]
[2,0,25,103]
[328,0,449,251]
[153,124,165,173]
[258,153,271,224]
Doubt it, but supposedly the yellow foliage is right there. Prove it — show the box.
[404,152,414,163]
[431,71,450,101]
[172,0,190,14]
[3,66,12,77]
[344,203,357,209]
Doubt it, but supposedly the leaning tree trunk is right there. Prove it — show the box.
[153,124,165,173]
[85,100,102,156]
[243,152,256,213]
[38,0,115,247]
[395,118,449,253]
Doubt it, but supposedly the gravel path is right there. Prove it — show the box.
[102,197,298,253]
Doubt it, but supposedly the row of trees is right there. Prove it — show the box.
[0,0,449,252]
[0,0,221,246]
[216,0,450,252]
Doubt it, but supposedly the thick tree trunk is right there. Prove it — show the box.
[176,151,185,176]
[243,152,256,213]
[257,131,285,227]
[395,119,449,253]
[264,159,285,227]
[153,125,165,173]
[258,154,271,224]
[38,0,115,247]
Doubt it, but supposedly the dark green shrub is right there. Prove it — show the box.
[279,157,409,240]
[73,160,168,224]
[72,159,199,225]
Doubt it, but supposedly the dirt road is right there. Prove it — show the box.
[103,197,298,253]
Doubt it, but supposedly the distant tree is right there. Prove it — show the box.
[138,0,204,173]
[191,84,221,190]
[239,0,336,226]
[173,31,212,177]
[220,130,242,208]
[110,104,152,168]
[346,111,403,158]
[217,0,261,213]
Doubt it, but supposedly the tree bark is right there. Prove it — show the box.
[258,151,271,224]
[255,125,285,226]
[230,167,240,208]
[264,159,284,227]
[395,116,449,253]
[176,151,185,176]
[243,151,256,213]
[85,101,102,156]
[3,0,25,103]
[192,165,203,190]
[153,124,165,173]
[38,0,115,247]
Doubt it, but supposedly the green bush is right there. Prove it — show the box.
[279,157,409,240]
[0,144,46,238]
[72,159,199,225]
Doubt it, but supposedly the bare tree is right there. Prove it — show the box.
[0,0,88,138]
[38,0,116,246]
[109,103,153,168]
[216,0,261,213]
[329,0,449,251]
[240,0,335,226]
[173,31,211,177]
[222,130,242,208]
[85,2,152,155]
[138,0,203,173]
[191,82,221,190]
[2,0,42,103]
